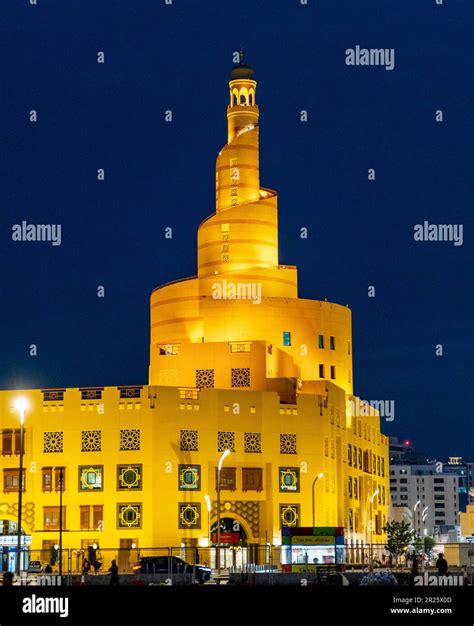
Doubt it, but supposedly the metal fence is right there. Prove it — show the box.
[7,542,474,578]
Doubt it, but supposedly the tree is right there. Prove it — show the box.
[383,520,416,566]
[423,535,435,553]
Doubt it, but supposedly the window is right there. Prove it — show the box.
[348,477,353,497]
[283,331,291,346]
[318,335,324,349]
[117,503,142,529]
[93,505,103,529]
[80,505,90,531]
[400,478,407,484]
[354,478,358,499]
[195,369,214,389]
[348,444,352,466]
[80,505,103,530]
[229,342,251,353]
[2,430,12,455]
[231,368,250,387]
[79,466,103,491]
[329,336,335,350]
[330,366,336,380]
[180,430,198,452]
[118,465,142,490]
[216,467,236,491]
[159,344,179,355]
[178,503,200,529]
[279,467,300,492]
[434,503,445,509]
[434,478,444,483]
[43,431,63,453]
[178,465,200,491]
[43,506,66,530]
[118,387,141,399]
[363,451,370,473]
[242,468,263,491]
[244,432,262,453]
[120,429,140,451]
[1,429,24,455]
[54,467,66,491]
[3,469,25,492]
[217,432,235,453]
[42,467,52,491]
[319,364,325,378]
[81,430,101,452]
[358,448,362,469]
[280,434,297,455]
[280,504,300,528]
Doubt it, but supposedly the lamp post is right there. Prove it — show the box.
[58,467,64,578]
[369,489,379,565]
[204,494,211,548]
[311,473,324,527]
[14,398,27,576]
[216,449,231,578]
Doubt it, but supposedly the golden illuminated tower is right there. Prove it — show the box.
[149,56,352,397]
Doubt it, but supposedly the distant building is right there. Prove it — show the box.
[390,464,459,541]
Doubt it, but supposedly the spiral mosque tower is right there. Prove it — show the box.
[149,57,353,397]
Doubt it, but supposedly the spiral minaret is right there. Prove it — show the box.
[150,57,353,396]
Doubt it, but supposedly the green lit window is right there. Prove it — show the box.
[178,465,201,491]
[329,336,335,350]
[117,464,142,490]
[318,335,324,349]
[279,467,299,492]
[178,503,201,529]
[117,503,142,528]
[283,331,291,347]
[79,466,103,491]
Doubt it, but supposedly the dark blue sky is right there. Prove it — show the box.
[0,0,472,458]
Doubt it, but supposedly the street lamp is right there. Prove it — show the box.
[204,494,211,548]
[369,489,379,565]
[311,473,324,527]
[14,398,27,576]
[58,467,64,578]
[422,507,429,538]
[216,449,231,578]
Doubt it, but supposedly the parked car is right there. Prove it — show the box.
[134,556,211,583]
[27,560,49,574]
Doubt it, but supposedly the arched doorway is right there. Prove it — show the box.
[0,518,31,573]
[210,516,250,571]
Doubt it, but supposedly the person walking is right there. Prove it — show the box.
[108,559,119,586]
[409,555,419,585]
[436,552,448,577]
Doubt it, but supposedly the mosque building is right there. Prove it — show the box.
[0,57,389,572]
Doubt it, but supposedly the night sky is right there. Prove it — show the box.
[0,1,472,458]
